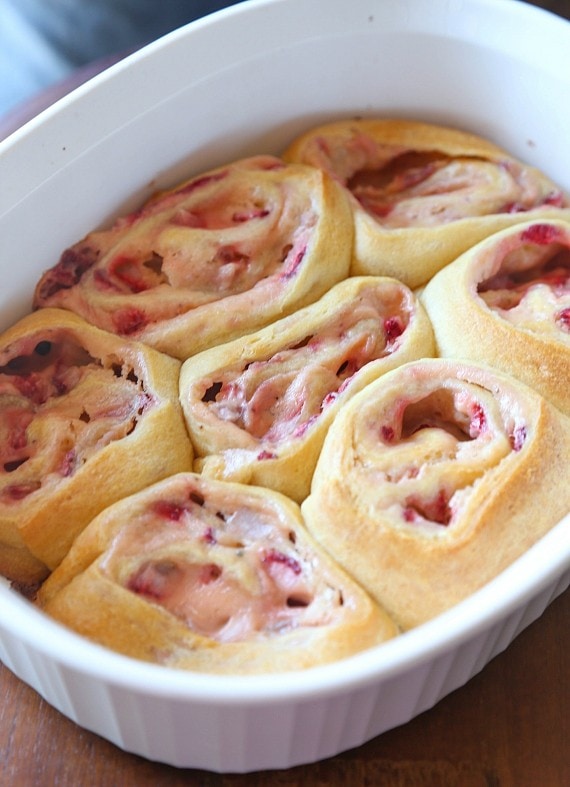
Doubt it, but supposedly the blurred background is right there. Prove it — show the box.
[0,0,568,141]
[0,1,242,139]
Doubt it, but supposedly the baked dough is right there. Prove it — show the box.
[0,308,193,582]
[301,358,570,630]
[180,276,435,502]
[33,155,353,360]
[421,218,570,416]
[283,118,570,287]
[37,472,397,673]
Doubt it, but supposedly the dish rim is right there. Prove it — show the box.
[1,510,568,703]
[0,0,569,708]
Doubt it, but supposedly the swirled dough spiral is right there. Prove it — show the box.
[37,473,397,673]
[0,309,193,583]
[302,358,570,630]
[180,276,434,502]
[33,156,353,360]
[284,119,570,287]
[421,218,570,416]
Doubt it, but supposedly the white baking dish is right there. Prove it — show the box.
[0,0,569,773]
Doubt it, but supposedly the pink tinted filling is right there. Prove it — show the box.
[477,225,570,328]
[377,387,526,527]
[33,158,314,336]
[199,288,410,445]
[337,143,566,227]
[118,486,334,642]
[0,334,152,503]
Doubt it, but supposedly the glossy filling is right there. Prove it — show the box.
[195,285,411,445]
[33,157,315,336]
[0,332,152,503]
[311,132,564,228]
[358,379,526,531]
[477,223,570,337]
[103,482,344,642]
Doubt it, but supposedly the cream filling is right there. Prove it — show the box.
[198,286,411,445]
[34,157,320,334]
[477,238,570,340]
[306,131,564,228]
[352,376,523,533]
[0,333,151,504]
[103,485,344,642]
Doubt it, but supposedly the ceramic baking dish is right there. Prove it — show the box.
[0,0,569,773]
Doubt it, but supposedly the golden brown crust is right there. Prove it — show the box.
[1,119,567,672]
[0,538,48,586]
[285,117,511,164]
[37,473,397,673]
[180,276,435,502]
[33,156,354,360]
[301,358,570,630]
[0,308,193,579]
[284,118,570,288]
[420,218,570,416]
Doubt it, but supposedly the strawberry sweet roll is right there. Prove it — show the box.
[421,219,570,416]
[301,358,570,630]
[180,277,435,502]
[33,156,353,360]
[283,118,570,288]
[37,473,397,673]
[0,309,193,584]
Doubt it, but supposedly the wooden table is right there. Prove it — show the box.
[2,1,569,784]
[1,588,568,785]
